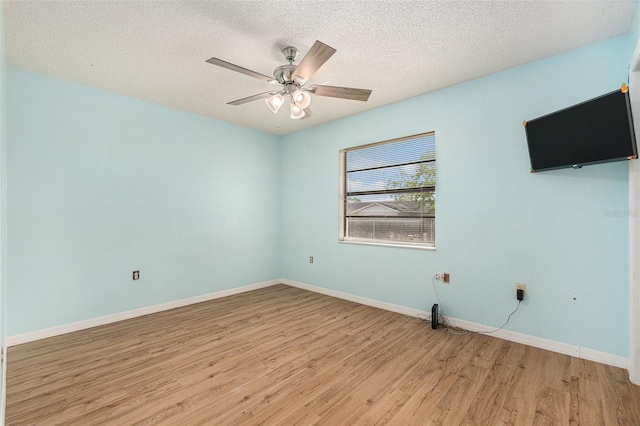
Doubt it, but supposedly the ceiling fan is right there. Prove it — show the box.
[206,40,372,120]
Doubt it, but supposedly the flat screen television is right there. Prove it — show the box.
[524,89,637,172]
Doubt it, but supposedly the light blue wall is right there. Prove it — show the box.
[281,36,631,357]
[5,35,634,358]
[7,68,281,336]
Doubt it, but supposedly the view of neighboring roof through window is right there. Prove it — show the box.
[339,132,436,248]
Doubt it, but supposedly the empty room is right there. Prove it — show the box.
[0,0,640,424]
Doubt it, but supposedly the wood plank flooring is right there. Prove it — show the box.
[6,284,640,425]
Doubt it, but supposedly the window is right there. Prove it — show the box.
[339,132,436,248]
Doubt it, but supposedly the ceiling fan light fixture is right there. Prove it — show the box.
[265,93,284,113]
[290,102,305,119]
[292,89,311,109]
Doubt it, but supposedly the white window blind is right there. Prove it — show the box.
[340,132,436,247]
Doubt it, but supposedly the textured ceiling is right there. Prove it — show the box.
[4,1,638,136]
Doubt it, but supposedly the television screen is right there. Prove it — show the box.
[524,89,637,172]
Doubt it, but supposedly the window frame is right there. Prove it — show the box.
[339,132,436,250]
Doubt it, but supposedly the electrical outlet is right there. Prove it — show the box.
[309,256,313,264]
[516,282,526,298]
[133,271,140,280]
[435,273,450,284]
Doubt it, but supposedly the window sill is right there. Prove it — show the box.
[339,239,436,250]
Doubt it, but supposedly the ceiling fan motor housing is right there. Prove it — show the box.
[273,64,297,85]
[274,46,303,84]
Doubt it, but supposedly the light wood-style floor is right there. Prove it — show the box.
[6,284,640,425]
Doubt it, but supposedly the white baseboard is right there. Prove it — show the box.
[6,279,281,346]
[281,279,428,318]
[282,279,628,370]
[7,278,628,370]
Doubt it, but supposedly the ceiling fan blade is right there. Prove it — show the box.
[301,107,313,120]
[206,57,280,85]
[227,91,279,106]
[293,41,336,84]
[308,84,372,102]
